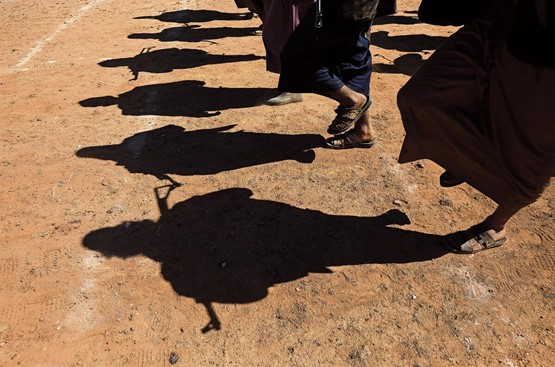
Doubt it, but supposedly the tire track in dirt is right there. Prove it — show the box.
[534,226,555,244]
[0,305,25,342]
[0,257,18,278]
[533,251,555,273]
[42,248,62,273]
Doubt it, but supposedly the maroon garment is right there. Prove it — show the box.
[262,0,315,73]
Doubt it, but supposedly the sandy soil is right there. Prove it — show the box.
[1,0,554,366]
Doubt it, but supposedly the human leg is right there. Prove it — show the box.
[263,1,315,105]
[443,38,554,254]
[323,21,375,146]
[279,3,371,96]
[481,205,522,232]
[324,37,376,147]
[325,87,371,135]
[278,4,376,145]
[326,85,366,110]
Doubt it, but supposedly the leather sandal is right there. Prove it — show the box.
[325,129,376,149]
[327,96,372,135]
[445,227,507,254]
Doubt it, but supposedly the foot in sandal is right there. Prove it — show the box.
[325,129,376,149]
[327,96,372,134]
[445,226,507,254]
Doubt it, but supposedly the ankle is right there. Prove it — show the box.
[353,127,375,141]
[478,220,505,234]
[333,90,365,109]
[354,113,374,138]
[348,94,366,109]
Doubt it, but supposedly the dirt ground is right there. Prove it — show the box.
[0,0,554,366]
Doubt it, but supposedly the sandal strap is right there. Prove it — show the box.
[328,96,372,134]
[325,130,375,149]
[473,231,506,249]
[474,232,495,249]
[334,107,359,120]
[329,130,362,146]
[446,227,506,254]
[328,108,358,131]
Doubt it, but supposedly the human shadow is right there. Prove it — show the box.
[76,125,323,181]
[99,48,263,80]
[373,14,422,26]
[78,80,275,117]
[128,25,259,43]
[371,30,447,52]
[135,9,252,24]
[373,53,425,76]
[83,187,447,332]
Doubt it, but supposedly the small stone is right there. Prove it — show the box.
[415,162,425,169]
[393,200,403,206]
[169,352,179,365]
[439,199,452,207]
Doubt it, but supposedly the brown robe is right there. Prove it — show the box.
[397,18,555,208]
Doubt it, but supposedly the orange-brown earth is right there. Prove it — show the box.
[0,0,553,366]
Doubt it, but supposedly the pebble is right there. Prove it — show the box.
[439,199,452,207]
[169,352,179,365]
